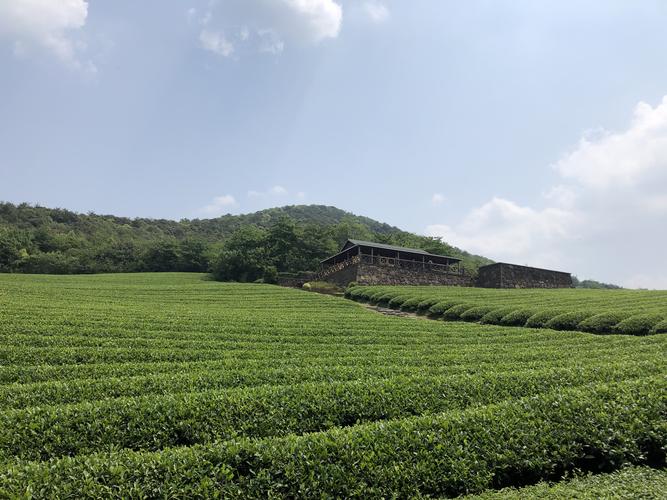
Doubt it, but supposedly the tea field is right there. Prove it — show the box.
[347,285,667,335]
[0,273,665,498]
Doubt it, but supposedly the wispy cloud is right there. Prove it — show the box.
[363,1,389,23]
[191,0,342,59]
[201,195,238,216]
[199,30,234,57]
[431,193,446,206]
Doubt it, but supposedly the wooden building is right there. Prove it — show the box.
[317,239,470,287]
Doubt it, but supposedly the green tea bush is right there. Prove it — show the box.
[416,298,441,314]
[460,306,495,322]
[479,307,516,325]
[372,293,397,306]
[442,303,476,320]
[428,300,464,318]
[651,319,667,334]
[399,298,422,312]
[613,315,664,336]
[387,295,411,310]
[525,310,565,328]
[499,309,537,327]
[1,377,663,498]
[545,311,596,331]
[578,312,627,334]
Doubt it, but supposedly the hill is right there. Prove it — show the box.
[0,202,492,276]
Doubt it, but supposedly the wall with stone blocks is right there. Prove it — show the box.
[356,262,473,287]
[476,263,572,289]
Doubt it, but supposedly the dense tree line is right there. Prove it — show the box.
[0,202,492,281]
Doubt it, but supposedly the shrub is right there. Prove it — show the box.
[650,319,667,334]
[545,311,596,331]
[479,307,516,325]
[416,298,441,314]
[499,309,537,327]
[388,295,411,309]
[367,291,391,304]
[442,303,476,320]
[578,312,628,334]
[428,301,464,318]
[460,306,495,322]
[374,293,399,307]
[525,310,565,328]
[1,377,662,498]
[400,298,422,312]
[613,314,664,336]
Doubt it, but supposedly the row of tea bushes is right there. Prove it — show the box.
[347,286,667,335]
[0,377,663,498]
[465,466,667,499]
[2,364,659,462]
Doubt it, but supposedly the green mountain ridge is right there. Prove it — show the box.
[0,201,491,275]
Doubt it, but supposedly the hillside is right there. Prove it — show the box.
[0,202,492,276]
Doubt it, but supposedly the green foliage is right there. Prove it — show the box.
[460,306,495,321]
[442,303,476,320]
[0,274,664,497]
[349,285,667,335]
[467,467,667,499]
[613,314,664,336]
[525,309,566,328]
[399,297,422,312]
[545,311,596,331]
[578,312,627,334]
[480,307,517,325]
[499,309,537,327]
[387,295,411,309]
[416,298,441,313]
[0,202,490,277]
[428,300,464,317]
[0,377,663,498]
[651,319,667,334]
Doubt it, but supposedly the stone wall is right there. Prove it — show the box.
[476,263,572,289]
[321,263,360,288]
[356,262,473,287]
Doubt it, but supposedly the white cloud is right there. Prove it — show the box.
[363,1,389,23]
[247,185,304,200]
[201,195,238,215]
[431,193,446,206]
[0,0,91,68]
[199,30,234,57]
[427,96,667,288]
[258,29,284,54]
[194,0,342,58]
[553,96,667,190]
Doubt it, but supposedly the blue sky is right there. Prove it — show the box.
[2,1,667,287]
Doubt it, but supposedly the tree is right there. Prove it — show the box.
[211,226,276,282]
[142,240,181,272]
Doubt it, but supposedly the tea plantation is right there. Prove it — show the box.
[348,285,667,335]
[0,273,665,498]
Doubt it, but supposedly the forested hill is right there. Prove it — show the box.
[0,202,492,277]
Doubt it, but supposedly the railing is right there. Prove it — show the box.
[317,253,463,278]
[359,254,463,274]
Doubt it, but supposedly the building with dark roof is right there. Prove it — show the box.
[317,239,471,287]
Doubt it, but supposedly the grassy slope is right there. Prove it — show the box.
[0,273,664,497]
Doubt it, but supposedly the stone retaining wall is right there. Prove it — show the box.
[476,263,572,289]
[356,262,473,287]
